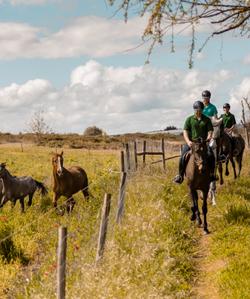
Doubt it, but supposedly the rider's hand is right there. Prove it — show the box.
[187,140,193,147]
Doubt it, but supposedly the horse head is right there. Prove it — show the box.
[52,151,64,177]
[191,139,207,173]
[210,116,223,139]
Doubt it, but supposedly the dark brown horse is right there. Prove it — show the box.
[217,134,245,184]
[0,163,48,212]
[212,118,245,184]
[186,140,211,234]
[52,151,89,213]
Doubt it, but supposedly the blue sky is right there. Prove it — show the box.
[0,0,250,134]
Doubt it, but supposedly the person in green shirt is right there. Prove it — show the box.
[173,101,216,184]
[202,90,218,118]
[221,103,236,135]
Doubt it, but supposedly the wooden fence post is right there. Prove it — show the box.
[96,193,112,263]
[125,143,130,171]
[143,140,146,167]
[134,141,138,170]
[244,127,249,148]
[116,151,127,224]
[161,138,166,170]
[57,226,67,299]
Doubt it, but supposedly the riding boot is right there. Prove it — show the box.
[173,156,186,184]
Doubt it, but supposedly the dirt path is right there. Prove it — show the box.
[192,232,226,299]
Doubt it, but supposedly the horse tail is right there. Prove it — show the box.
[35,180,48,196]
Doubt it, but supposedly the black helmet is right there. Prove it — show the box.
[193,100,204,111]
[202,90,211,98]
[223,103,230,109]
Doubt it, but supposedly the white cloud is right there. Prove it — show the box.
[0,60,233,134]
[229,78,250,122]
[0,16,146,60]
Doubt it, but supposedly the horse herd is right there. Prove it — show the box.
[0,151,89,214]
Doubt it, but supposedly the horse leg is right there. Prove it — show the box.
[236,153,243,177]
[218,162,224,185]
[202,191,209,234]
[190,189,202,226]
[11,199,17,209]
[19,197,25,213]
[209,181,216,206]
[66,197,75,214]
[229,156,237,179]
[82,188,89,200]
[28,192,34,207]
[53,193,59,208]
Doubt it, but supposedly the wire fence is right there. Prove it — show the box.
[0,139,181,298]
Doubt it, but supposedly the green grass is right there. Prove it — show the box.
[0,144,249,298]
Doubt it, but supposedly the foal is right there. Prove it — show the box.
[52,151,89,213]
[0,163,48,212]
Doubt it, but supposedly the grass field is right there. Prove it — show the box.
[0,144,249,298]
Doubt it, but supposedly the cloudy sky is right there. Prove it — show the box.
[0,0,250,134]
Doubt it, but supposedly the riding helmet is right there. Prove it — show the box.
[193,100,204,111]
[202,90,211,98]
[223,103,230,109]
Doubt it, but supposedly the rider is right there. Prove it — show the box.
[221,103,236,135]
[173,100,215,184]
[202,90,218,118]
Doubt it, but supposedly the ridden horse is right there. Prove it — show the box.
[229,133,245,177]
[52,151,89,213]
[211,117,245,184]
[0,163,48,212]
[186,139,211,234]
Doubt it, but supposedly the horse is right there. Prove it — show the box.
[211,117,245,184]
[52,151,89,213]
[185,139,211,234]
[230,133,245,177]
[0,163,48,212]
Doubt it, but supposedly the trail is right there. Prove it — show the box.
[192,230,226,299]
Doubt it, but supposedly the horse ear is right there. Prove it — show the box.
[60,151,64,156]
[1,162,6,168]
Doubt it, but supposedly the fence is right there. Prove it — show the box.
[0,138,181,298]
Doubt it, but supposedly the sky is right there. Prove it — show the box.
[0,0,250,134]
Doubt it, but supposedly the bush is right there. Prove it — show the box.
[83,126,106,136]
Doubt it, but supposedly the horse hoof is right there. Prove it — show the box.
[225,173,229,176]
[190,214,196,221]
[212,202,216,206]
[203,229,209,235]
[56,207,65,216]
[197,220,203,227]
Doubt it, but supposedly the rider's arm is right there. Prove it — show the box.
[183,130,192,147]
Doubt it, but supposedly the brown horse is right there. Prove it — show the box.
[0,163,48,212]
[186,139,211,234]
[52,151,89,213]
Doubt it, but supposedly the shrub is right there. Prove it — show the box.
[83,126,106,136]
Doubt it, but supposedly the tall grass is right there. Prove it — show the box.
[0,144,249,298]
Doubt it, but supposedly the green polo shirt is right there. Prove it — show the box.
[203,103,218,117]
[184,114,213,141]
[221,112,236,128]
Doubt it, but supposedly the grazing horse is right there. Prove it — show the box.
[52,151,89,213]
[186,139,211,234]
[0,163,48,212]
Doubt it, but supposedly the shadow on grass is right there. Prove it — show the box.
[224,204,250,225]
[0,225,30,265]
